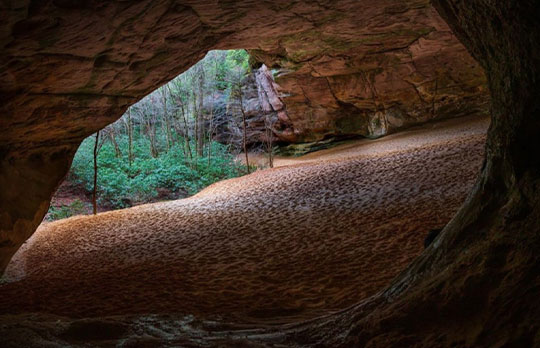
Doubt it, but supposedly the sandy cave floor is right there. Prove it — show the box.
[0,115,489,327]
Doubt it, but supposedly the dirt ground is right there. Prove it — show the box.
[0,114,489,326]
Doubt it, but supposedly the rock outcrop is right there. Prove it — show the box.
[1,0,540,346]
[248,6,488,143]
[0,0,483,276]
[212,4,489,151]
[283,1,540,346]
[213,64,283,149]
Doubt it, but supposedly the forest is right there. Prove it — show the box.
[48,49,270,220]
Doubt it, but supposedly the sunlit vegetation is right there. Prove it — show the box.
[48,50,255,218]
[46,200,87,221]
[70,136,245,208]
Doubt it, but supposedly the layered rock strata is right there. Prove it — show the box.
[0,1,486,278]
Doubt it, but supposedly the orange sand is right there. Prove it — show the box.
[0,115,489,325]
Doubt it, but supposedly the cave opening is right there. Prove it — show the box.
[2,35,491,321]
[0,1,489,275]
[1,1,539,346]
[44,49,259,217]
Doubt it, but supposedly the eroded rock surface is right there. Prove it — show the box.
[2,1,487,150]
[213,64,283,149]
[0,116,488,347]
[250,6,488,143]
[1,0,540,346]
[0,1,488,269]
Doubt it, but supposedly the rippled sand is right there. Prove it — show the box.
[1,115,489,325]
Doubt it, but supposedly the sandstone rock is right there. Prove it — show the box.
[0,0,487,276]
[255,64,284,113]
[212,70,279,149]
[0,0,540,346]
[284,1,540,346]
[249,5,489,143]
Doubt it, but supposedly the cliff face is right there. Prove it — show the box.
[220,31,488,150]
[0,1,487,153]
[214,4,489,150]
[288,1,540,346]
[213,64,283,149]
[248,6,488,143]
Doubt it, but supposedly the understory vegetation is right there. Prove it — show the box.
[47,200,87,221]
[70,136,245,208]
[47,50,254,220]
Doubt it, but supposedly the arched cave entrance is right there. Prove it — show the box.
[0,1,538,346]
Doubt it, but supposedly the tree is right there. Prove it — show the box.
[160,86,173,151]
[108,123,122,158]
[196,64,205,157]
[136,97,159,158]
[264,115,275,168]
[123,107,134,167]
[225,53,252,173]
[92,131,99,215]
[51,49,255,220]
[238,85,250,173]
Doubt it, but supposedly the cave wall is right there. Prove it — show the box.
[0,0,486,273]
[1,0,538,345]
[282,1,540,346]
[220,4,489,147]
[249,5,488,143]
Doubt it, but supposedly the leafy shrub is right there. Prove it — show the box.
[69,134,247,209]
[47,200,88,221]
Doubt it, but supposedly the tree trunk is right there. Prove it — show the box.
[180,102,192,162]
[207,94,214,166]
[92,131,99,215]
[172,108,187,160]
[109,127,122,158]
[238,87,250,173]
[161,87,173,150]
[208,58,219,166]
[265,115,274,168]
[197,75,205,157]
[126,108,133,167]
[192,95,199,158]
[147,117,158,158]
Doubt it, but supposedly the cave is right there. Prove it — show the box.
[1,0,539,347]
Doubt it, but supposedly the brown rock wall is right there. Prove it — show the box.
[1,1,486,276]
[249,6,488,142]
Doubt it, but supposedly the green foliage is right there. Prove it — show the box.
[47,200,88,221]
[183,49,250,92]
[66,49,252,213]
[70,134,247,209]
[225,49,250,72]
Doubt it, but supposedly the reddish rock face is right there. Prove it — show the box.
[213,64,284,148]
[1,0,540,345]
[250,6,488,142]
[0,2,485,272]
[0,1,487,149]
